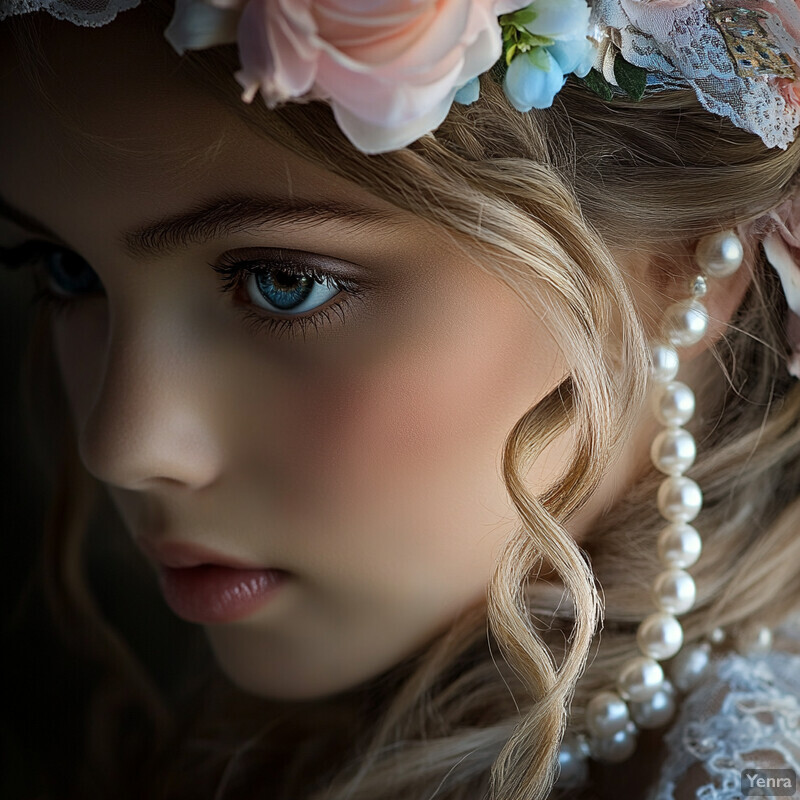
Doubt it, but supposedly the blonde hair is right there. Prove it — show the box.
[8,4,800,799]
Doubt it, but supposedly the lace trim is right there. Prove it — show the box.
[0,0,140,26]
[591,0,800,149]
[649,649,800,800]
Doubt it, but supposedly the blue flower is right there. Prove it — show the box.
[500,0,595,112]
[504,48,566,112]
[454,76,481,106]
[547,35,595,79]
[517,0,591,40]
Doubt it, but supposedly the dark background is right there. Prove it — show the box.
[1,267,211,798]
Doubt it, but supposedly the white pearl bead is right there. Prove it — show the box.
[668,642,712,692]
[628,681,676,729]
[653,568,697,615]
[555,732,589,787]
[585,690,631,738]
[664,299,709,348]
[589,722,638,763]
[651,427,697,476]
[735,625,773,656]
[653,381,696,427]
[657,523,703,568]
[617,656,664,702]
[637,612,684,660]
[650,344,680,383]
[709,627,726,644]
[695,230,744,278]
[657,476,703,523]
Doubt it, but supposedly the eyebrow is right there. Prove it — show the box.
[0,192,411,259]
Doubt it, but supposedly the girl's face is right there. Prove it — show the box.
[0,14,648,699]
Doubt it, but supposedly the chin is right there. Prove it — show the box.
[203,626,378,702]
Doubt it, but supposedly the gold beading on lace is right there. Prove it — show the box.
[707,2,798,79]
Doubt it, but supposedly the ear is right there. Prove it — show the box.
[685,231,756,363]
[618,235,755,364]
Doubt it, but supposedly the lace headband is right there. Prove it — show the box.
[3,0,800,376]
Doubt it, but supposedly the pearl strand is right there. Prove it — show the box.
[555,230,745,787]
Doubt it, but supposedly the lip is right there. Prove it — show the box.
[134,537,289,624]
[135,537,269,570]
[158,564,288,624]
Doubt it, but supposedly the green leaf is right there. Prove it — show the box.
[500,6,538,27]
[613,55,647,101]
[578,68,614,101]
[505,42,518,66]
[526,46,553,72]
[523,32,555,48]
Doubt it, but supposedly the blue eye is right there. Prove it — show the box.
[42,247,102,296]
[0,241,366,342]
[246,269,341,313]
[0,241,102,313]
[211,249,365,340]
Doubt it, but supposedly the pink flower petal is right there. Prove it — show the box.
[230,0,530,152]
[315,51,464,125]
[764,230,800,316]
[322,0,472,69]
[494,0,534,12]
[757,196,800,378]
[236,0,318,106]
[312,0,503,128]
[331,86,457,153]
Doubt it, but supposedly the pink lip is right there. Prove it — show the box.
[134,537,289,624]
[158,565,288,624]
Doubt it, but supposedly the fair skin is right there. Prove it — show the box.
[0,11,751,701]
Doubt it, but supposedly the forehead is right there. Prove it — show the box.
[0,8,399,249]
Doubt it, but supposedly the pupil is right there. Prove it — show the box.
[274,272,306,290]
[48,251,100,293]
[61,253,82,276]
[256,270,316,310]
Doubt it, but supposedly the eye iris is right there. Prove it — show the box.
[47,250,100,293]
[255,270,316,310]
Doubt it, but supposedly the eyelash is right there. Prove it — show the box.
[0,241,365,341]
[210,251,363,341]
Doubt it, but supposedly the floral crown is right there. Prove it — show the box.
[5,0,800,155]
[3,0,800,375]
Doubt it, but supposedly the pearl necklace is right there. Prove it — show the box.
[555,229,774,787]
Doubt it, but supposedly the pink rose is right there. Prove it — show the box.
[230,0,530,153]
[746,194,800,378]
[777,77,800,113]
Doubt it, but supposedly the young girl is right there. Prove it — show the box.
[2,1,800,798]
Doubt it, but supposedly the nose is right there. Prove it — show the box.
[76,305,224,492]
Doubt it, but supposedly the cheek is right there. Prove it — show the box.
[260,275,564,563]
[52,304,108,425]
[211,278,567,699]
